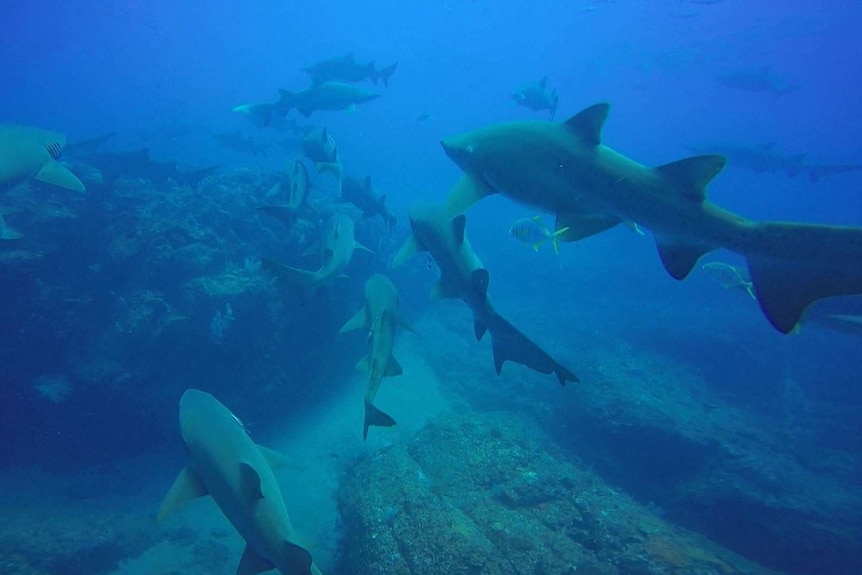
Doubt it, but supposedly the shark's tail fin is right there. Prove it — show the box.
[482,309,578,385]
[744,222,862,333]
[363,400,396,440]
[375,62,398,87]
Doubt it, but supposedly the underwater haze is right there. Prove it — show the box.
[1,1,861,575]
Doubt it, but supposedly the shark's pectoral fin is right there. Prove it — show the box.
[555,212,620,241]
[385,357,403,377]
[35,160,85,193]
[445,173,495,217]
[392,235,422,268]
[655,236,713,280]
[237,543,275,575]
[363,400,397,440]
[356,356,371,376]
[239,462,264,502]
[340,306,368,333]
[157,467,208,522]
[265,181,282,199]
[654,155,726,200]
[354,240,374,254]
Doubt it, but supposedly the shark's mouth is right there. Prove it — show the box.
[44,141,63,160]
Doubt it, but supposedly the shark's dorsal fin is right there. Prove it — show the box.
[157,466,208,522]
[385,357,404,377]
[452,214,467,246]
[562,103,610,146]
[237,543,274,575]
[239,462,264,501]
[655,155,726,201]
[340,306,367,333]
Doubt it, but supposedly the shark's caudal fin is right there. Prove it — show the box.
[363,400,397,440]
[745,222,862,333]
[485,310,578,385]
[376,62,398,87]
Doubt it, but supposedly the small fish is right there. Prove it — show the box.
[509,215,569,254]
[701,262,756,299]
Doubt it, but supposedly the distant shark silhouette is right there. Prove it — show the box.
[277,82,380,118]
[303,53,398,87]
[684,141,862,182]
[158,389,322,575]
[340,274,413,439]
[441,102,862,334]
[394,203,577,385]
[338,174,397,231]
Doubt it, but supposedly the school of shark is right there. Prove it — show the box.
[3,40,862,575]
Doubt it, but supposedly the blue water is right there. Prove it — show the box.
[1,1,861,574]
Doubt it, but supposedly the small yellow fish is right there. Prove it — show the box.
[509,215,569,254]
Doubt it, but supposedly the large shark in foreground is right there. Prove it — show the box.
[262,213,371,293]
[158,389,321,575]
[0,124,85,194]
[441,103,862,334]
[340,274,412,439]
[393,204,577,385]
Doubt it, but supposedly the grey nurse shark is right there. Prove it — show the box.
[340,273,413,439]
[277,82,380,118]
[393,203,577,385]
[0,124,86,239]
[440,102,862,334]
[158,389,322,575]
[261,213,372,293]
[259,159,312,228]
[0,124,85,193]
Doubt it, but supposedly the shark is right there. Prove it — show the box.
[717,67,798,96]
[277,83,380,118]
[512,76,560,120]
[303,53,398,87]
[340,274,413,439]
[158,389,321,575]
[259,160,312,228]
[0,124,85,194]
[440,102,862,334]
[393,203,578,385]
[74,148,219,189]
[684,141,862,183]
[301,128,342,177]
[338,175,397,230]
[262,213,371,293]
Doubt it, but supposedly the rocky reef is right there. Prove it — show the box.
[338,411,781,575]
